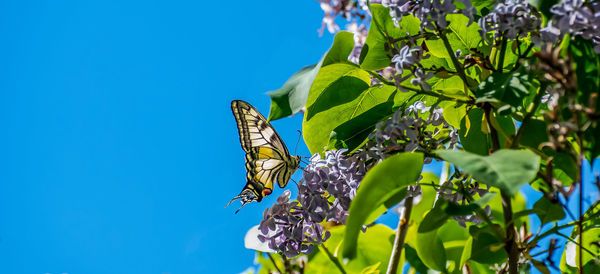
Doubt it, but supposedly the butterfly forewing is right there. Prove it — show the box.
[227,100,300,212]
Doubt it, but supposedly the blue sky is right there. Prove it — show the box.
[0,1,332,273]
[1,1,598,274]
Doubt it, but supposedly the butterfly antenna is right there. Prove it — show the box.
[294,130,302,155]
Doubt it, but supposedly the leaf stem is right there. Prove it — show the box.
[387,197,414,274]
[320,244,347,274]
[365,70,474,104]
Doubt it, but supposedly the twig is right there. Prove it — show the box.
[320,244,347,274]
[436,25,473,92]
[387,197,414,274]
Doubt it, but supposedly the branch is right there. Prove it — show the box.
[485,104,518,274]
[320,244,347,274]
[387,197,414,274]
[436,26,473,92]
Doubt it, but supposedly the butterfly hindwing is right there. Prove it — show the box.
[227,100,301,213]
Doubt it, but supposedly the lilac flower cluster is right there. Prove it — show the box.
[258,149,365,256]
[478,0,542,42]
[438,180,492,227]
[537,0,600,53]
[257,190,330,257]
[300,149,366,223]
[382,0,476,30]
[360,101,459,166]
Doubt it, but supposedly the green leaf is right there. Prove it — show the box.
[518,118,548,150]
[459,108,490,155]
[343,153,424,259]
[404,244,429,273]
[328,86,414,152]
[561,228,600,271]
[303,63,409,154]
[436,149,540,196]
[467,224,507,264]
[267,31,355,121]
[474,67,537,115]
[360,4,421,70]
[416,230,447,271]
[425,14,482,59]
[471,0,496,11]
[418,202,450,233]
[302,63,371,153]
[533,197,565,225]
[440,101,467,129]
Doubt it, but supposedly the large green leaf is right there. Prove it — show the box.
[425,14,481,59]
[474,67,537,115]
[343,153,424,259]
[436,149,540,196]
[416,229,447,271]
[327,86,414,152]
[303,63,408,153]
[360,4,421,70]
[267,31,355,121]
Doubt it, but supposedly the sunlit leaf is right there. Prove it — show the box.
[343,153,424,259]
[436,149,540,196]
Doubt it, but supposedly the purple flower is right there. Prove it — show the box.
[383,0,476,30]
[410,68,434,91]
[392,45,429,74]
[479,0,542,42]
[537,0,600,52]
[258,190,331,257]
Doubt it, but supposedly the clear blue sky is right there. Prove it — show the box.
[0,1,331,273]
[1,1,598,274]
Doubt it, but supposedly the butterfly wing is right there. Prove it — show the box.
[228,100,300,212]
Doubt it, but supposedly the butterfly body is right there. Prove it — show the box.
[228,100,300,212]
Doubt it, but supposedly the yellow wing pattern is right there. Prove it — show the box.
[227,100,301,213]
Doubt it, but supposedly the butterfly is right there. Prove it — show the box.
[226,100,301,213]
